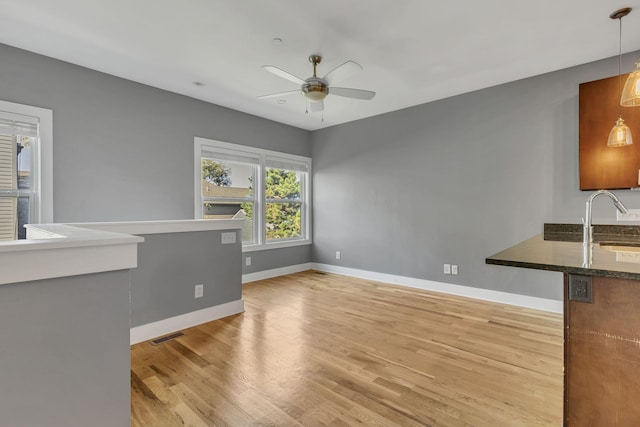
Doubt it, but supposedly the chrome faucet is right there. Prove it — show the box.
[583,190,629,245]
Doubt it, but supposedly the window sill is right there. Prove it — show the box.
[242,238,312,253]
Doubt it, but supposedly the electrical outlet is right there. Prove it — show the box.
[616,251,640,263]
[195,284,204,298]
[568,275,592,303]
[245,256,251,266]
[451,265,458,275]
[617,208,640,221]
[444,264,451,275]
[221,232,236,244]
[336,251,341,260]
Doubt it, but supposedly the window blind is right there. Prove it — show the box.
[265,156,309,172]
[201,147,260,165]
[0,115,36,241]
[0,117,39,138]
[0,198,16,240]
[0,134,16,190]
[0,133,17,240]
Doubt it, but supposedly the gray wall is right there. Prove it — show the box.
[0,43,312,272]
[312,51,640,301]
[242,244,312,275]
[5,40,640,301]
[132,230,241,326]
[0,270,131,427]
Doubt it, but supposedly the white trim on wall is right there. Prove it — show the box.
[242,263,562,313]
[127,262,562,347]
[312,263,563,313]
[242,262,313,284]
[136,264,562,344]
[1,224,142,286]
[130,299,245,345]
[69,218,243,235]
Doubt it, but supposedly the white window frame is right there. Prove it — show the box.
[0,100,53,225]
[194,137,311,252]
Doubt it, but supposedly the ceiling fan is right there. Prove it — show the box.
[258,55,376,112]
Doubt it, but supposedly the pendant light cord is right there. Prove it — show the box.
[618,16,623,118]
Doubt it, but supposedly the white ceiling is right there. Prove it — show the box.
[1,1,639,131]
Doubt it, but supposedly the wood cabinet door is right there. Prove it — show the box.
[579,74,640,190]
[565,275,640,425]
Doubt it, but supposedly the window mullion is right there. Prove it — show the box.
[301,172,307,241]
[258,157,266,246]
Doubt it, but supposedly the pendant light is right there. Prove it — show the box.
[608,7,633,147]
[621,60,640,106]
[619,5,640,107]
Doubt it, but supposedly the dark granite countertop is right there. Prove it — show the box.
[486,224,640,280]
[543,223,640,243]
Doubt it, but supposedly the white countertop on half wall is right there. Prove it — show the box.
[0,219,243,285]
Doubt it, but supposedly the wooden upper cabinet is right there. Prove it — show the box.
[579,73,640,190]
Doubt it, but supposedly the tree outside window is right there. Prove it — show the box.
[196,137,311,249]
[265,168,301,240]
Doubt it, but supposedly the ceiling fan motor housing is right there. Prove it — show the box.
[259,53,375,108]
[302,76,328,101]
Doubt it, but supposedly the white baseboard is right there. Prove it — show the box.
[312,263,563,314]
[132,264,561,345]
[130,299,245,345]
[242,262,313,284]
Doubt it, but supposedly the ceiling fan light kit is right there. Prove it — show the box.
[302,56,329,101]
[303,85,328,101]
[258,54,376,113]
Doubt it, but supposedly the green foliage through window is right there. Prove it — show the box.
[265,168,301,240]
[197,139,311,246]
[202,160,231,187]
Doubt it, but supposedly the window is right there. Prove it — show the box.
[200,147,259,244]
[195,137,311,250]
[0,101,52,240]
[264,156,308,242]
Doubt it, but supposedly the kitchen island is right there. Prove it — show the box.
[487,224,640,426]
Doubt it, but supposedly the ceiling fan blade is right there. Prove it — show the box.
[262,65,305,85]
[309,100,324,112]
[322,60,363,85]
[329,87,376,100]
[257,90,301,100]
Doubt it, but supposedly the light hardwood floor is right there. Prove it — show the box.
[131,271,563,426]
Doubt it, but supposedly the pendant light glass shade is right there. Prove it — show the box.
[621,61,640,106]
[607,117,633,147]
[608,8,633,147]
